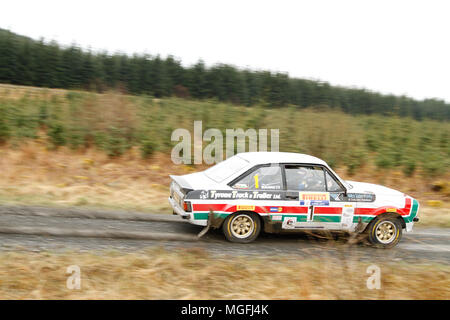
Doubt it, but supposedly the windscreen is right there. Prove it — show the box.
[204,155,250,183]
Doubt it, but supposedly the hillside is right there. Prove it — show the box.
[1,28,450,120]
[0,84,448,173]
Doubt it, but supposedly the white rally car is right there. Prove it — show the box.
[168,152,419,248]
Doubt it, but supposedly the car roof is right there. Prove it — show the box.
[236,152,328,166]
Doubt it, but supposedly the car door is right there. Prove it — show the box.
[229,164,285,217]
[281,164,350,230]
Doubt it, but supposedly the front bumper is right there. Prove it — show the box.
[405,197,420,232]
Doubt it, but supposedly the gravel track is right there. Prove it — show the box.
[0,205,449,264]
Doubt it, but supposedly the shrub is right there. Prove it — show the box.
[9,106,39,139]
[66,91,83,102]
[365,132,379,152]
[421,152,446,177]
[102,127,130,158]
[140,139,157,159]
[402,157,416,177]
[345,149,367,176]
[48,123,66,147]
[174,85,190,98]
[38,103,48,125]
[375,149,395,169]
[160,126,174,151]
[66,129,85,149]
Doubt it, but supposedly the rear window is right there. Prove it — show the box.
[204,155,250,183]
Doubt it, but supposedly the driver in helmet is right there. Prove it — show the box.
[296,167,310,191]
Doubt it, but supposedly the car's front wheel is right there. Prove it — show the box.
[223,212,261,243]
[367,216,402,248]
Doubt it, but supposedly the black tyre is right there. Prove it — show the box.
[223,212,261,243]
[367,216,402,248]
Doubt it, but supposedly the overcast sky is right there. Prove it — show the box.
[2,0,449,102]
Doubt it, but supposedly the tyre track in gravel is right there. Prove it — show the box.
[0,205,449,264]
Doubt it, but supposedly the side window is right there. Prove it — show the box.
[285,165,326,192]
[232,166,282,190]
[325,171,343,192]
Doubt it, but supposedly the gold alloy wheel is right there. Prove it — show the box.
[375,221,397,244]
[230,214,254,239]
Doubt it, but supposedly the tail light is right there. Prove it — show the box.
[183,201,192,212]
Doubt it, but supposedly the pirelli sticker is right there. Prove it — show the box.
[299,192,330,206]
[236,205,255,211]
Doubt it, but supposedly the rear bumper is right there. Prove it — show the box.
[168,197,206,226]
[168,196,189,218]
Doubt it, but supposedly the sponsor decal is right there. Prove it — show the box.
[386,208,397,212]
[282,217,296,229]
[342,206,354,226]
[300,200,329,206]
[261,185,281,190]
[330,193,343,201]
[343,207,354,214]
[346,193,376,202]
[330,192,376,202]
[233,183,249,189]
[299,192,330,206]
[237,205,255,211]
[199,190,209,200]
[188,190,283,200]
[269,207,283,213]
[271,215,282,221]
[299,192,330,201]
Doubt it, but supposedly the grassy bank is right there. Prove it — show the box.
[0,248,448,299]
[0,84,449,177]
[0,84,449,225]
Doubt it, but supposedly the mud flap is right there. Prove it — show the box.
[197,218,211,238]
[197,210,223,238]
[354,216,366,233]
[347,217,367,245]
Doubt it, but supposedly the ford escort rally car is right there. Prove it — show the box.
[168,152,419,248]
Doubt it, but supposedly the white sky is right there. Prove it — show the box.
[2,0,450,102]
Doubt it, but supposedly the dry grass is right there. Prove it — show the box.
[0,248,448,299]
[0,140,205,212]
[0,141,448,225]
[416,207,450,227]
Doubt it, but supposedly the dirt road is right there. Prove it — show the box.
[0,205,448,264]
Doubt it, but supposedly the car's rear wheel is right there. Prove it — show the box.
[367,216,402,248]
[223,212,261,243]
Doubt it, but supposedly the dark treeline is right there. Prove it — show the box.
[1,28,449,121]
